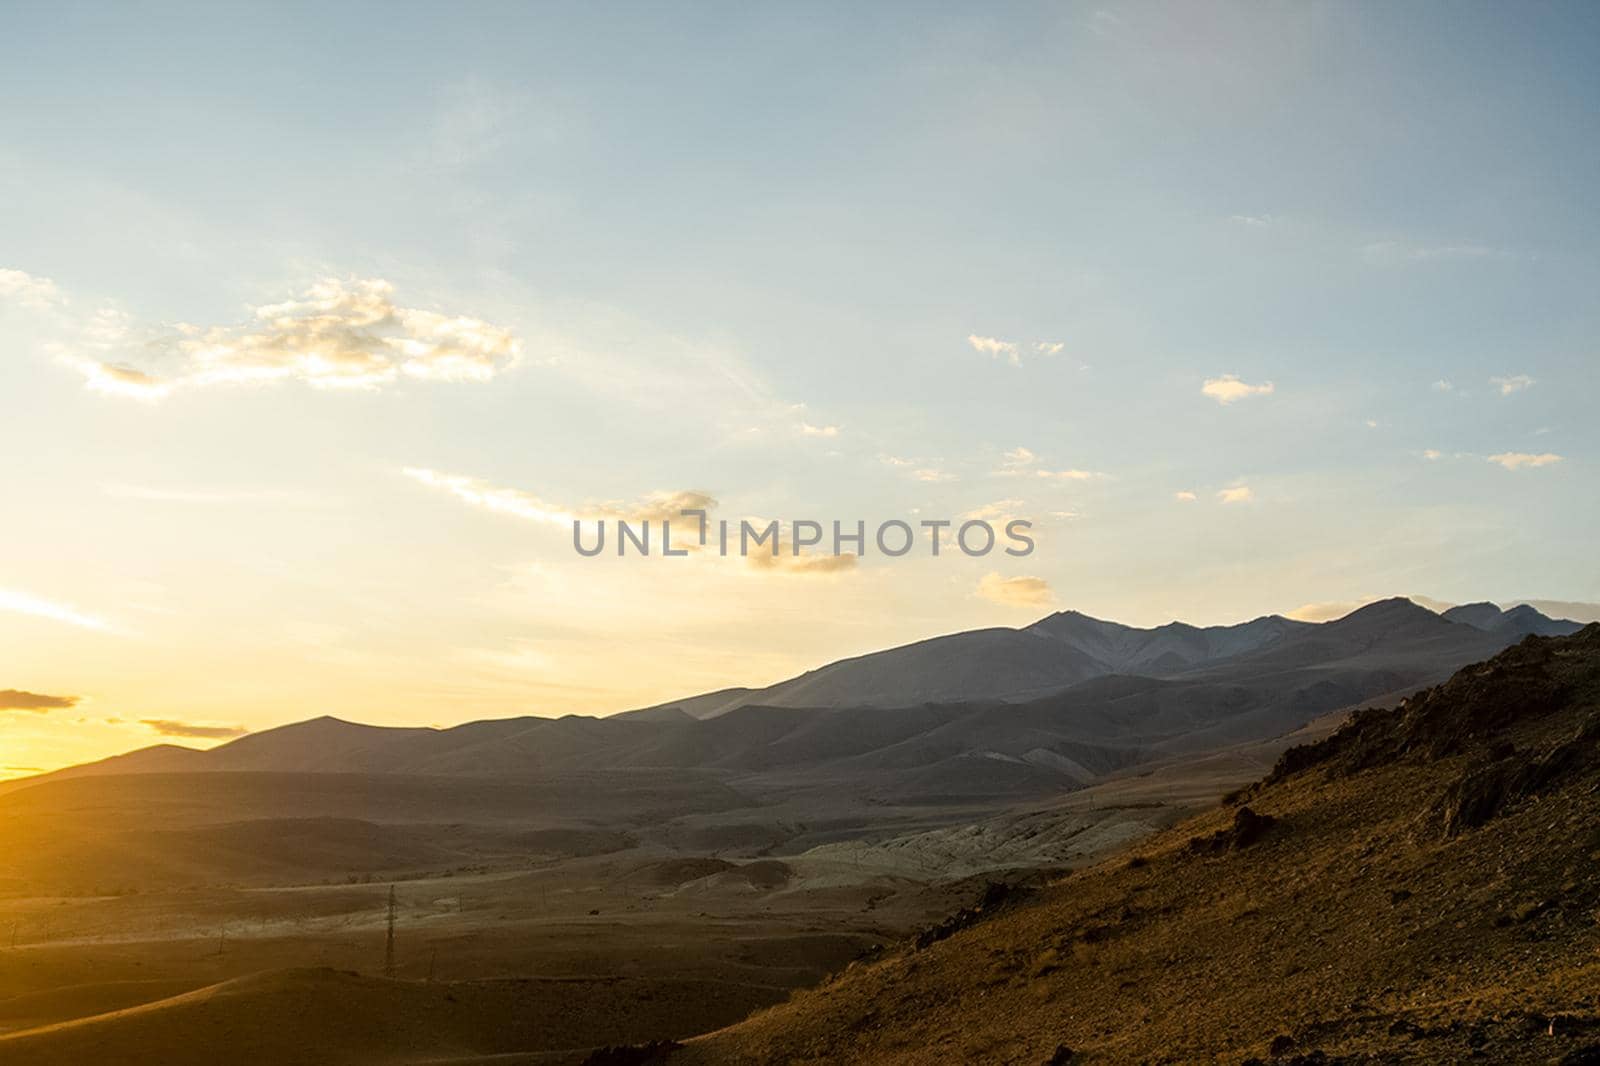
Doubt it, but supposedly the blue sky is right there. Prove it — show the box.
[1,2,1596,770]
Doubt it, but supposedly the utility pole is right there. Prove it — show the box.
[383,885,397,977]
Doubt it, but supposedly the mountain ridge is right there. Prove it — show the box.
[5,598,1580,810]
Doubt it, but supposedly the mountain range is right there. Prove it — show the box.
[10,598,1579,812]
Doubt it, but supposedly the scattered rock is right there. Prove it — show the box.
[581,1039,683,1065]
[912,881,1034,950]
[1187,806,1278,855]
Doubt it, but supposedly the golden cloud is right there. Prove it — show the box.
[403,468,715,528]
[0,689,79,713]
[141,719,249,740]
[977,572,1054,608]
[1487,452,1562,470]
[744,551,858,575]
[72,278,520,398]
[1201,374,1275,404]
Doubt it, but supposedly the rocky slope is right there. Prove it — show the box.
[674,625,1600,1064]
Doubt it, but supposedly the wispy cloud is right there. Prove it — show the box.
[404,468,575,526]
[1362,240,1501,265]
[141,719,249,740]
[78,362,172,401]
[0,268,65,311]
[1033,468,1105,481]
[1432,380,1455,393]
[1489,374,1535,396]
[912,468,957,483]
[0,588,114,632]
[1217,485,1254,503]
[1202,375,1275,405]
[1002,447,1036,467]
[1487,452,1562,470]
[977,572,1054,608]
[963,499,1026,524]
[67,277,521,398]
[1286,599,1368,623]
[995,448,1102,481]
[798,421,840,438]
[1422,449,1443,461]
[968,335,1064,367]
[968,334,1020,367]
[745,550,858,575]
[1173,490,1197,502]
[403,468,715,526]
[0,689,80,713]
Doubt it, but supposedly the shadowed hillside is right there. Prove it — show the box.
[672,625,1600,1064]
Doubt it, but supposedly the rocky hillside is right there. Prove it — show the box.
[675,625,1600,1064]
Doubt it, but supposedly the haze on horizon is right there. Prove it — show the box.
[2,1,1597,777]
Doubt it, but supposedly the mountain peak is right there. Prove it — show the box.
[1334,596,1433,622]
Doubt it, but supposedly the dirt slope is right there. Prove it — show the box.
[677,625,1600,1064]
[0,967,781,1066]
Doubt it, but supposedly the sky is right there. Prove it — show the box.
[2,1,1597,776]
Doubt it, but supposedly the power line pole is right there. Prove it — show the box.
[383,884,397,977]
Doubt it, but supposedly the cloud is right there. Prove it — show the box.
[969,336,1064,366]
[994,448,1103,481]
[1173,490,1197,502]
[79,362,173,401]
[68,277,521,398]
[1201,375,1275,405]
[1487,452,1563,470]
[1217,485,1254,503]
[403,468,715,526]
[404,468,575,526]
[1229,214,1274,228]
[878,455,915,468]
[607,490,720,523]
[798,421,840,438]
[0,689,79,713]
[1033,468,1104,481]
[744,551,858,575]
[1490,374,1535,396]
[726,520,861,576]
[1422,449,1442,461]
[141,719,249,740]
[0,587,113,632]
[1285,599,1368,623]
[912,468,957,483]
[977,573,1054,608]
[1432,380,1455,392]
[969,334,1020,367]
[0,268,65,310]
[963,500,1027,524]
